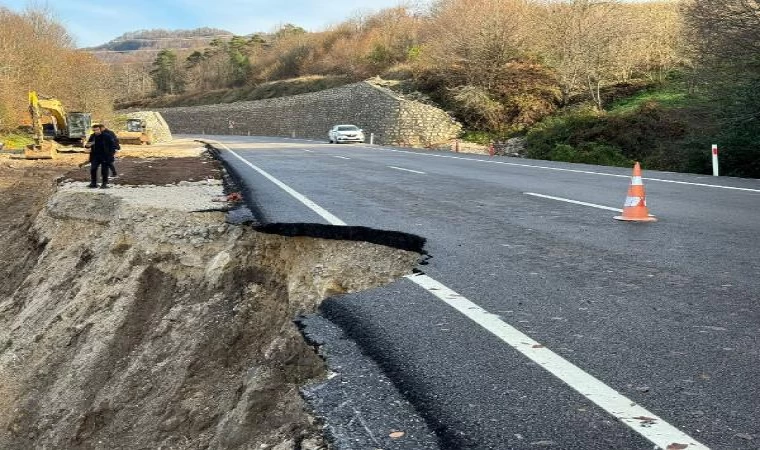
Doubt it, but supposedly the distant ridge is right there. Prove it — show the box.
[83,28,234,61]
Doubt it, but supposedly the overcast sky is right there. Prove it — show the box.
[3,0,430,47]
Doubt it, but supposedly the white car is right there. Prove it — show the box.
[328,125,365,144]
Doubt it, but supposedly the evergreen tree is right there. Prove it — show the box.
[150,49,185,94]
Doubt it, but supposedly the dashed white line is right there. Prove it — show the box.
[379,148,760,193]
[388,166,426,174]
[331,155,351,160]
[406,273,709,450]
[205,138,709,450]
[525,192,623,212]
[303,149,314,153]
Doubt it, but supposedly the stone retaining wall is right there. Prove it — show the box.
[149,82,461,146]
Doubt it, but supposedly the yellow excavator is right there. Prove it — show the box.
[25,91,92,159]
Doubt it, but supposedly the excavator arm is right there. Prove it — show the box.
[37,97,68,133]
[28,91,45,145]
[25,91,57,159]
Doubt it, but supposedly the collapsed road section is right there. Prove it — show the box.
[0,141,428,449]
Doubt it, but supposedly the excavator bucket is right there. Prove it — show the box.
[24,140,57,159]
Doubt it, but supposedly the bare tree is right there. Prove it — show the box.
[531,0,623,109]
[682,0,760,121]
[0,6,116,131]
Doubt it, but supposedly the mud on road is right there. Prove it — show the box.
[0,140,421,449]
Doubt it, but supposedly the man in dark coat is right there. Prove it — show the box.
[101,125,120,177]
[85,124,117,188]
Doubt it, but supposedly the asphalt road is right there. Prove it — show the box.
[191,135,760,450]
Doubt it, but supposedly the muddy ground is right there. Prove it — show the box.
[0,140,421,449]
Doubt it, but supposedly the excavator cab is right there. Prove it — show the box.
[66,113,92,144]
[116,117,153,145]
[126,118,145,133]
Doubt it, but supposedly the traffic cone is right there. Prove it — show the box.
[614,162,657,222]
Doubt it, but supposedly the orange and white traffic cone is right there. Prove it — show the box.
[614,162,657,222]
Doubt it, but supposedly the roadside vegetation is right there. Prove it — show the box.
[0,6,115,146]
[1,1,757,177]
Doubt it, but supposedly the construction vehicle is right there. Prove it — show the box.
[116,118,153,145]
[24,91,91,159]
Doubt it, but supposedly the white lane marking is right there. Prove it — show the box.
[332,155,351,160]
[379,148,760,193]
[405,273,709,450]
[388,166,426,175]
[525,193,623,212]
[204,138,708,450]
[303,149,314,153]
[643,176,760,192]
[207,139,346,226]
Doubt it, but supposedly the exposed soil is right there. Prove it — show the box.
[0,159,72,299]
[61,140,223,186]
[63,155,223,186]
[0,141,421,449]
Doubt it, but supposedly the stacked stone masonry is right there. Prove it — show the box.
[149,82,462,146]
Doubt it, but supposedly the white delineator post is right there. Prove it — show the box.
[712,144,719,176]
[370,133,374,145]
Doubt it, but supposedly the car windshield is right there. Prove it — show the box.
[337,125,359,131]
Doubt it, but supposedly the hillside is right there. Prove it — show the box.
[85,28,235,63]
[87,1,760,178]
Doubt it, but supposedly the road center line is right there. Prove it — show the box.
[525,192,623,212]
[331,155,351,160]
[380,148,760,193]
[206,139,708,450]
[388,166,426,174]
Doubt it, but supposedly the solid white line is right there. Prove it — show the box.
[206,140,346,226]
[379,148,760,193]
[405,273,709,450]
[388,166,426,174]
[204,138,707,450]
[525,192,623,212]
[644,176,760,192]
[332,155,351,160]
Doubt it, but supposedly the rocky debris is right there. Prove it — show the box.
[0,186,419,449]
[495,137,527,157]
[57,181,225,212]
[0,152,421,449]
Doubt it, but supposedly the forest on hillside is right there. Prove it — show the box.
[1,1,758,176]
[119,0,759,176]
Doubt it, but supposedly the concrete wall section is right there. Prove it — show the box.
[153,82,461,146]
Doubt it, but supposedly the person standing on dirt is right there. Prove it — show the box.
[100,125,120,177]
[85,124,117,188]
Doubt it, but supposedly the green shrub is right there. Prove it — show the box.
[461,130,494,145]
[524,105,600,159]
[0,131,33,149]
[548,143,631,166]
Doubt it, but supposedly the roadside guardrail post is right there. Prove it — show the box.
[712,144,719,176]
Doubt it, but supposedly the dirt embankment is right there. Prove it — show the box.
[0,141,420,449]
